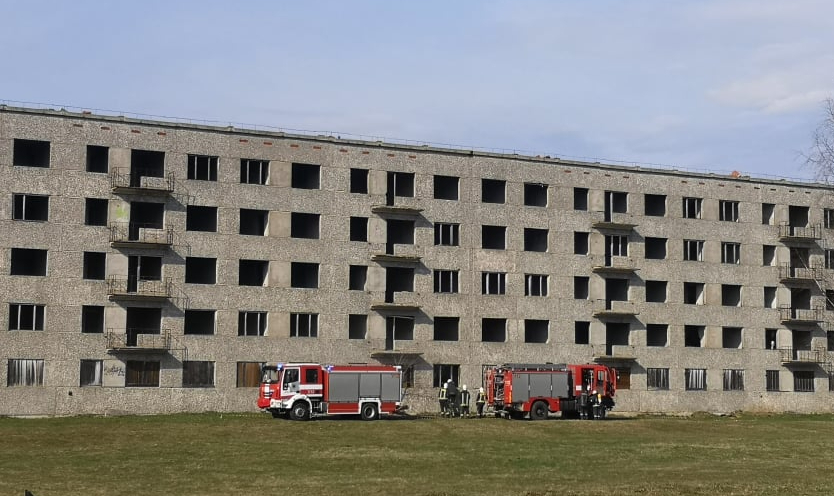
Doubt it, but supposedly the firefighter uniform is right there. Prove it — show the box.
[476,387,487,417]
[459,385,471,417]
[439,384,449,416]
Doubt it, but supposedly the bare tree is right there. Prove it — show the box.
[805,98,834,183]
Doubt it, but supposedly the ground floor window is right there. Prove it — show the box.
[723,369,744,391]
[766,370,780,392]
[685,368,706,391]
[794,371,814,392]
[616,367,631,390]
[80,360,102,386]
[8,359,44,386]
[433,364,460,387]
[183,361,215,388]
[237,362,265,387]
[646,368,669,390]
[125,360,160,387]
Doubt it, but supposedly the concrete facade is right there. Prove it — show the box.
[2,105,834,417]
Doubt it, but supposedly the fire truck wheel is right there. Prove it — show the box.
[530,401,548,421]
[290,402,310,421]
[360,403,379,421]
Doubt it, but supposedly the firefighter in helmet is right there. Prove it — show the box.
[591,389,601,420]
[438,382,449,416]
[579,386,590,420]
[446,379,459,418]
[475,387,487,417]
[460,385,471,418]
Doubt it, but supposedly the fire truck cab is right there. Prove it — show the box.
[486,363,616,420]
[258,362,403,421]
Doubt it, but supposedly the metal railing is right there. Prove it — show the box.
[778,347,825,364]
[109,222,173,245]
[778,223,821,240]
[778,263,821,282]
[778,305,824,323]
[110,167,175,192]
[106,276,171,298]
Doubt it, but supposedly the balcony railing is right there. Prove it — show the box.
[109,222,173,247]
[110,167,175,193]
[778,223,821,242]
[779,305,824,324]
[106,276,172,300]
[778,263,821,284]
[778,347,826,364]
[105,328,173,351]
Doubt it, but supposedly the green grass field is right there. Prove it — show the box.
[2,412,833,496]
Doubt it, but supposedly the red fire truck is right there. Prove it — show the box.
[486,363,617,420]
[257,363,403,421]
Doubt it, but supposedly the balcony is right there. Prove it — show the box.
[591,211,637,232]
[370,243,422,264]
[593,344,637,362]
[778,223,821,244]
[778,263,821,286]
[106,276,172,301]
[110,167,175,195]
[371,197,423,217]
[109,222,173,248]
[779,305,824,325]
[778,346,826,365]
[592,256,637,274]
[105,328,174,352]
[370,291,421,312]
[592,299,638,318]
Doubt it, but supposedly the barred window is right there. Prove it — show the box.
[719,200,739,222]
[684,240,704,261]
[766,370,780,392]
[683,197,702,219]
[685,368,707,391]
[647,368,669,390]
[187,154,218,181]
[434,223,460,246]
[723,369,744,391]
[9,303,45,331]
[8,359,44,386]
[794,371,814,392]
[482,272,506,295]
[290,313,318,338]
[525,274,548,296]
[607,235,628,257]
[434,269,459,293]
[238,311,267,336]
[240,159,269,185]
[722,242,741,264]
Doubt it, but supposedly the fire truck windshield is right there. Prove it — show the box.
[262,368,279,383]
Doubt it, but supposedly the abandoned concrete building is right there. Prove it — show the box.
[2,104,834,416]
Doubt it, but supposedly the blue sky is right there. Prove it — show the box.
[2,0,833,181]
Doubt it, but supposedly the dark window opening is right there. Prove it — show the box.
[125,307,161,346]
[645,280,667,303]
[385,267,414,302]
[85,198,108,226]
[525,320,548,343]
[482,272,506,295]
[525,274,548,296]
[575,321,590,344]
[574,232,589,255]
[645,194,666,216]
[722,285,742,306]
[187,154,218,181]
[646,324,667,347]
[524,183,548,207]
[684,239,704,261]
[240,209,268,236]
[685,325,705,347]
[80,360,102,386]
[81,305,104,334]
[720,200,739,222]
[762,203,775,225]
[13,194,49,221]
[350,216,368,242]
[385,316,414,350]
[83,252,106,280]
[574,276,589,299]
[434,317,459,341]
[127,255,162,285]
[125,360,160,387]
[184,310,216,335]
[605,278,629,302]
[349,265,367,291]
[605,322,630,355]
[683,197,702,219]
[433,364,460,388]
[434,223,460,246]
[9,303,45,331]
[386,171,415,204]
[605,191,628,219]
[645,237,667,259]
[482,225,506,250]
[86,145,109,173]
[763,245,776,266]
[684,282,704,304]
[240,159,269,185]
[130,149,165,186]
[183,361,215,388]
[482,318,506,342]
[239,259,268,286]
[291,313,318,337]
[766,370,780,391]
[387,219,415,248]
[10,248,47,276]
[185,257,217,284]
[129,202,164,239]
[348,314,367,339]
[350,168,368,194]
[482,179,506,204]
[765,328,778,350]
[13,139,50,167]
[291,212,320,239]
[291,163,320,189]
[434,175,459,200]
[574,187,588,211]
[723,327,743,349]
[238,311,267,336]
[186,205,218,232]
[764,287,777,309]
[524,228,548,252]
[434,269,459,293]
[291,262,319,289]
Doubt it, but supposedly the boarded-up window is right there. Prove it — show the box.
[237,362,265,387]
[125,360,160,387]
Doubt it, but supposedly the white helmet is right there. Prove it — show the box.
[462,385,467,390]
[479,387,484,393]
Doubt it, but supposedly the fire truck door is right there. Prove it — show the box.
[581,368,594,391]
[282,367,300,393]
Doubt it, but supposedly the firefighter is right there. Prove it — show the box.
[438,382,449,416]
[591,389,601,420]
[459,385,471,417]
[446,379,459,418]
[475,387,487,418]
[579,386,590,420]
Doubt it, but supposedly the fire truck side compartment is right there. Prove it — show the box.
[328,372,400,402]
[513,372,571,403]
